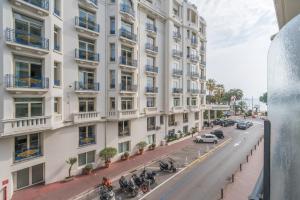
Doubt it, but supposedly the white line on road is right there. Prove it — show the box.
[234,140,241,147]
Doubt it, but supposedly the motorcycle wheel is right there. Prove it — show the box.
[141,184,149,193]
[172,168,177,173]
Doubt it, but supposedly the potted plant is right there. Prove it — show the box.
[65,157,77,181]
[121,152,129,161]
[148,143,156,150]
[99,147,117,168]
[137,141,147,155]
[177,130,183,138]
[82,164,93,175]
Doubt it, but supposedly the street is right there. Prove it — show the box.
[142,120,263,200]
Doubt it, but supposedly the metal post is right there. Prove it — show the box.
[264,120,271,200]
[232,174,235,183]
[246,155,249,162]
[240,163,242,171]
[221,188,224,199]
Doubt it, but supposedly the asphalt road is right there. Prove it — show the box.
[142,120,264,200]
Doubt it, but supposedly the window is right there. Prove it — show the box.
[15,98,43,118]
[168,114,175,126]
[110,16,115,34]
[110,43,115,61]
[121,45,134,66]
[121,20,133,34]
[78,37,96,60]
[173,97,181,107]
[191,97,197,106]
[118,141,130,153]
[147,35,155,46]
[121,72,134,90]
[54,97,61,114]
[160,116,164,125]
[110,97,116,110]
[78,151,95,166]
[183,126,188,134]
[14,133,42,162]
[79,8,96,31]
[147,134,156,144]
[54,62,61,86]
[14,164,44,190]
[119,121,130,137]
[54,26,61,51]
[147,97,156,107]
[79,98,95,112]
[78,68,95,90]
[147,117,156,131]
[121,97,133,110]
[195,112,199,120]
[109,70,116,89]
[147,56,155,67]
[183,113,188,123]
[54,0,61,16]
[187,97,190,106]
[79,126,96,146]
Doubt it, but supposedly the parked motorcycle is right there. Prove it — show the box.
[99,185,115,200]
[158,159,177,173]
[119,176,139,197]
[132,174,150,193]
[140,168,156,185]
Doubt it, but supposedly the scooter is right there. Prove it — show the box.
[99,185,115,200]
[132,174,150,193]
[140,168,156,185]
[158,159,177,173]
[119,176,139,197]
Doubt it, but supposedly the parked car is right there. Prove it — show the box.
[211,130,224,139]
[212,119,222,125]
[195,134,218,144]
[246,121,253,127]
[237,122,248,130]
[220,120,230,127]
[225,119,236,126]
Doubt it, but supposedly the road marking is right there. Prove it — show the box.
[139,138,233,200]
[234,141,241,147]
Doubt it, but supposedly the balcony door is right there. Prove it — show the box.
[79,69,95,90]
[79,37,95,60]
[147,76,155,88]
[15,98,43,118]
[121,45,133,65]
[121,72,133,91]
[121,20,133,33]
[79,8,96,30]
[15,56,42,88]
[14,13,43,47]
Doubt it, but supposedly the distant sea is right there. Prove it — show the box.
[242,98,267,112]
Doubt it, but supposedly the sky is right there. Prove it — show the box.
[190,0,278,99]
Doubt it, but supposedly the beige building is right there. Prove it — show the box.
[274,0,300,28]
[0,0,207,199]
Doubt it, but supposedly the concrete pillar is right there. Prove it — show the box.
[208,109,211,122]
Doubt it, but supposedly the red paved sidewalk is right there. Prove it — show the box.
[223,140,263,200]
[12,136,196,200]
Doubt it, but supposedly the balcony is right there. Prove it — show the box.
[172,106,184,113]
[75,17,100,37]
[172,49,183,58]
[145,23,157,35]
[5,28,49,55]
[190,71,199,79]
[200,61,206,67]
[173,69,183,76]
[200,90,206,95]
[119,28,137,45]
[1,116,51,137]
[108,110,138,120]
[145,87,158,94]
[145,65,158,75]
[173,31,181,41]
[145,43,158,55]
[144,107,158,115]
[172,88,183,94]
[188,88,200,95]
[187,54,200,63]
[200,75,206,81]
[5,74,49,94]
[200,46,206,52]
[120,3,135,20]
[73,112,101,124]
[75,49,100,66]
[10,0,49,16]
[119,57,137,70]
[120,84,137,94]
[74,81,100,94]
[191,38,198,47]
[78,0,98,10]
[168,121,178,127]
[189,105,199,112]
[14,146,43,163]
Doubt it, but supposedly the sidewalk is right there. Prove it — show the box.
[223,140,263,200]
[12,134,202,200]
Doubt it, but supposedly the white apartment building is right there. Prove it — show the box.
[0,0,207,199]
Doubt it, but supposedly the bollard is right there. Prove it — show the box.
[240,163,242,171]
[251,149,253,156]
[255,145,256,150]
[232,174,235,183]
[247,155,249,162]
[221,188,224,199]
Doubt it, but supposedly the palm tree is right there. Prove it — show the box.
[237,101,247,113]
[206,79,216,96]
[214,84,225,104]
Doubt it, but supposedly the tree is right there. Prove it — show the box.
[99,147,117,162]
[222,89,244,105]
[66,157,77,178]
[206,79,216,96]
[237,101,248,113]
[214,84,225,104]
[259,92,267,105]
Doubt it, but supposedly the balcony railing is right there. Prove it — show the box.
[146,23,157,33]
[200,61,206,66]
[190,71,199,78]
[5,74,49,89]
[200,90,206,94]
[173,88,183,93]
[74,81,100,91]
[187,54,200,62]
[14,146,42,162]
[173,69,183,76]
[87,0,97,6]
[120,3,135,17]
[75,17,100,33]
[145,43,158,53]
[120,84,137,92]
[200,75,206,81]
[79,137,96,146]
[173,31,181,40]
[146,87,158,93]
[145,65,158,73]
[173,49,183,58]
[188,88,200,94]
[191,37,198,46]
[119,56,137,67]
[119,28,137,42]
[74,112,101,123]
[5,28,49,50]
[23,0,49,10]
[75,49,100,62]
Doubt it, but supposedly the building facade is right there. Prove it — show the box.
[0,0,207,198]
